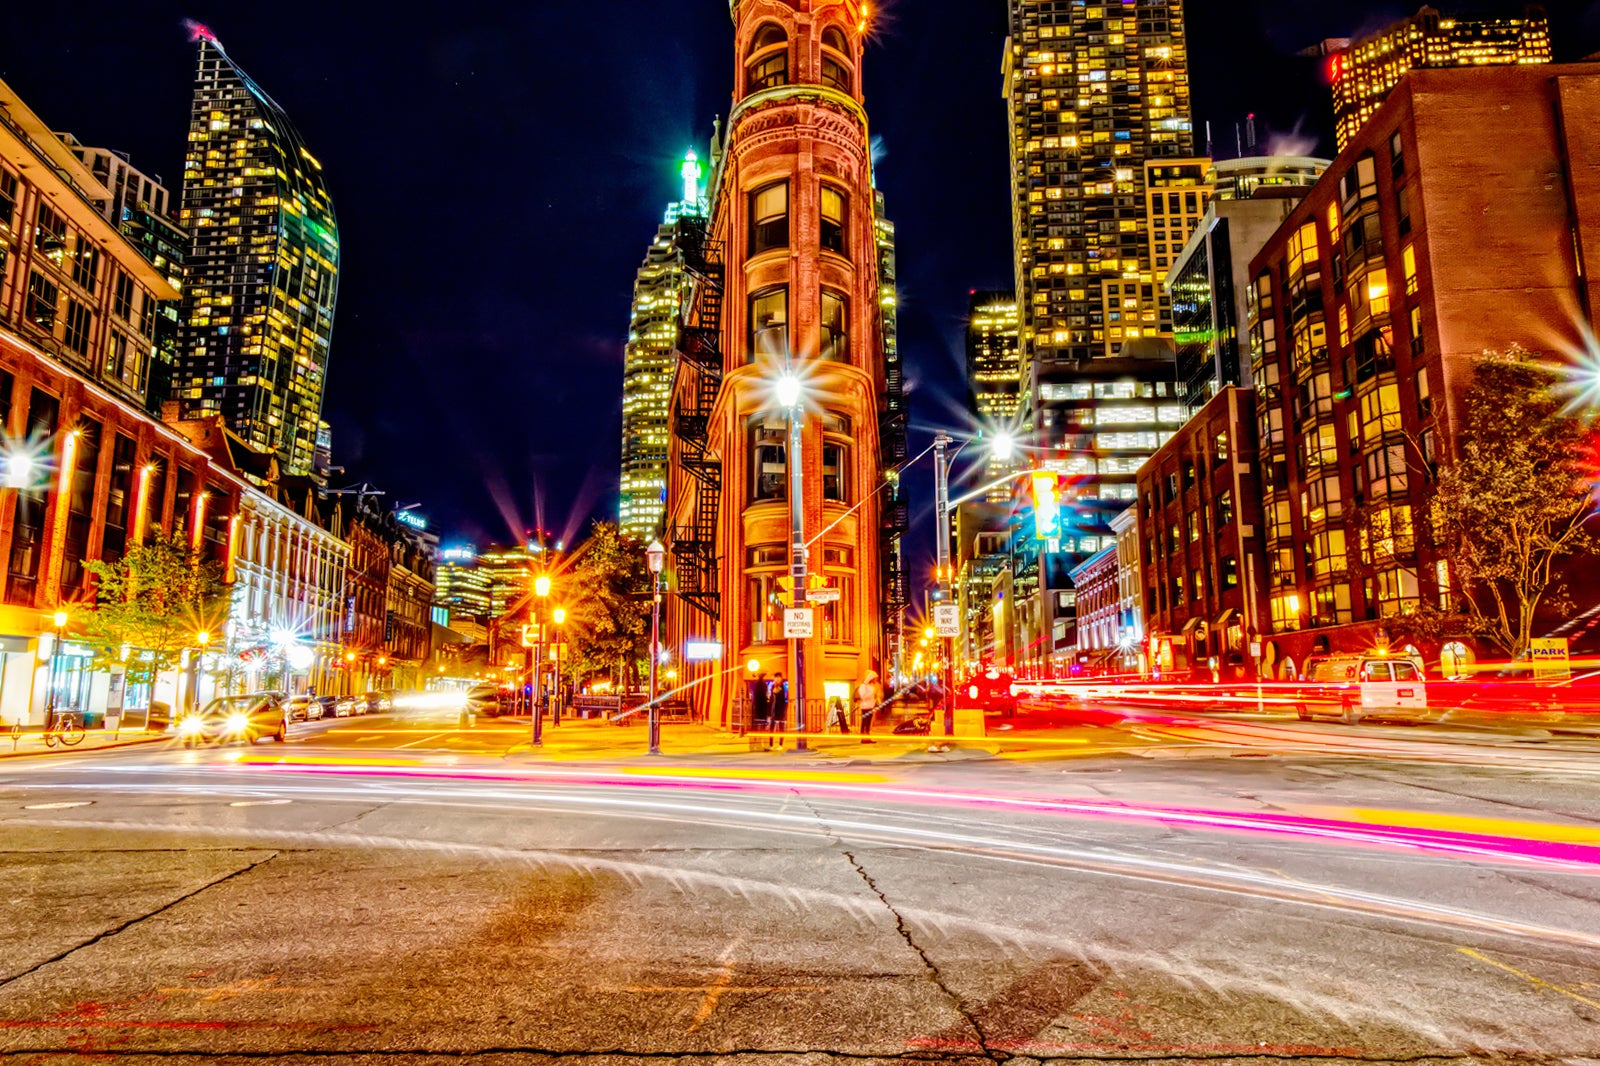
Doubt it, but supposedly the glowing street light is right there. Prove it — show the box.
[773,371,809,751]
[646,539,666,754]
[5,452,34,490]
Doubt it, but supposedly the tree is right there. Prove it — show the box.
[562,522,651,689]
[81,535,232,694]
[1427,347,1598,659]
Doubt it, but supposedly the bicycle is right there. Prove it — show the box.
[43,709,86,748]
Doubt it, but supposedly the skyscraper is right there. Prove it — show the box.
[177,31,339,476]
[1328,5,1551,151]
[621,153,704,540]
[1004,0,1200,670]
[965,291,1022,499]
[1005,0,1197,374]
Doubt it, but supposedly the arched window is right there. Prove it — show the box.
[819,26,853,93]
[746,23,788,92]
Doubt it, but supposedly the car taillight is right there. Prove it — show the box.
[968,684,979,699]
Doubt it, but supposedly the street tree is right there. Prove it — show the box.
[563,522,651,690]
[80,535,232,694]
[1426,347,1598,659]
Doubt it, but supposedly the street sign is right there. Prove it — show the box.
[933,604,961,639]
[783,608,815,639]
[1249,641,1262,659]
[808,587,842,604]
[1531,637,1571,680]
[520,625,537,648]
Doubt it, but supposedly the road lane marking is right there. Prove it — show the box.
[227,799,291,807]
[22,801,91,810]
[1458,947,1600,1010]
[396,731,456,750]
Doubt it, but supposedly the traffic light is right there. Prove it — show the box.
[1030,471,1062,540]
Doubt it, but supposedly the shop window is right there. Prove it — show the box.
[820,186,848,256]
[748,574,785,644]
[749,182,789,256]
[749,287,788,361]
[819,290,848,362]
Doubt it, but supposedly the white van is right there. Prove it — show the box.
[1296,654,1428,724]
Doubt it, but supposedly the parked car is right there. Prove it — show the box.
[1295,653,1428,723]
[177,694,287,746]
[285,695,323,722]
[1436,666,1600,717]
[332,697,360,718]
[361,691,393,715]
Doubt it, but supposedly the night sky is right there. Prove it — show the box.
[6,1,1600,568]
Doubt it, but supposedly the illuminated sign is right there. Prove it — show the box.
[396,510,427,530]
[441,547,476,562]
[684,641,723,662]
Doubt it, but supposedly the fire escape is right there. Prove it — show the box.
[669,216,724,620]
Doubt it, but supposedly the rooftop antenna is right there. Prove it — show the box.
[1204,120,1213,158]
[1246,112,1258,152]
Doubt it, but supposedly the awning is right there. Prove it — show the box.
[1214,608,1236,629]
[1180,616,1203,633]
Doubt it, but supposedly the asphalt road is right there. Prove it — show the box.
[3,708,1600,1064]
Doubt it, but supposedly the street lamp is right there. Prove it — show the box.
[192,629,211,711]
[531,572,552,747]
[777,373,808,750]
[931,431,1023,736]
[551,606,567,725]
[645,539,666,755]
[44,610,68,726]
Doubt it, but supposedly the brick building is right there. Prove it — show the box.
[1136,386,1265,680]
[1246,63,1600,677]
[664,0,893,722]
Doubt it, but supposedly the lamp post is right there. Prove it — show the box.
[532,572,551,747]
[192,629,211,712]
[645,539,665,755]
[932,431,1016,735]
[44,610,67,725]
[551,606,566,725]
[776,373,808,750]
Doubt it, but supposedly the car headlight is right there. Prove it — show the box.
[179,716,204,736]
[226,712,252,734]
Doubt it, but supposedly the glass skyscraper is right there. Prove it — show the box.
[177,34,338,476]
[620,153,705,540]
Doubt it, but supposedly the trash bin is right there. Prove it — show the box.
[146,701,173,733]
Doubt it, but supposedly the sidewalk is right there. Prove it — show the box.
[497,716,1010,763]
[0,727,169,760]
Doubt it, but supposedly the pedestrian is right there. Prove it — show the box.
[769,672,788,747]
[750,672,770,735]
[855,667,882,744]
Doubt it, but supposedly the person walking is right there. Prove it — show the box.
[855,667,882,744]
[750,672,770,735]
[769,672,788,748]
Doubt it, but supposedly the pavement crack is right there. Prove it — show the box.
[838,874,1004,1064]
[0,851,278,991]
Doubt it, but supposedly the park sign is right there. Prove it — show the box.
[1530,637,1571,680]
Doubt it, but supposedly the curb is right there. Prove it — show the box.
[0,734,169,760]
